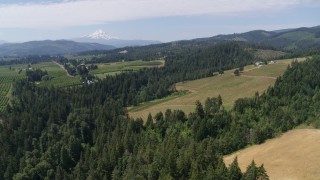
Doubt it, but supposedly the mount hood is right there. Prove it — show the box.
[73,29,161,48]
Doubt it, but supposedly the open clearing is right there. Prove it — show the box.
[91,60,164,78]
[224,128,320,180]
[129,58,306,120]
[254,49,287,60]
[33,62,81,87]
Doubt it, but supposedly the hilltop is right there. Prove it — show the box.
[208,25,320,51]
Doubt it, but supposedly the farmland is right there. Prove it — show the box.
[0,65,25,113]
[0,61,81,113]
[129,58,306,120]
[0,59,165,113]
[224,128,320,180]
[32,62,81,87]
[90,60,164,78]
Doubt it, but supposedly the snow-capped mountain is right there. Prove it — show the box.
[73,29,161,48]
[83,29,119,40]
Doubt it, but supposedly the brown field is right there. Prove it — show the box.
[129,58,306,120]
[224,128,320,180]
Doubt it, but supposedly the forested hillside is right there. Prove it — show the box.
[68,42,255,106]
[76,40,269,64]
[209,26,320,52]
[1,36,320,179]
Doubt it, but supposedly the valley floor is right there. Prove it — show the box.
[224,128,320,180]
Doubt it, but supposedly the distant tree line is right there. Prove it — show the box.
[77,37,286,63]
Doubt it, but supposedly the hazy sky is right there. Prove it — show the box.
[0,0,319,42]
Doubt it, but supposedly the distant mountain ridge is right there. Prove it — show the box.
[0,25,319,57]
[0,40,7,45]
[0,40,115,57]
[207,25,320,51]
[76,25,320,64]
[73,29,161,48]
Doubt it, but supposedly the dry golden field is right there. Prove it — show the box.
[129,58,306,120]
[224,128,320,180]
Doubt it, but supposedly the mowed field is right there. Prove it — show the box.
[91,60,164,78]
[129,58,306,120]
[224,128,320,180]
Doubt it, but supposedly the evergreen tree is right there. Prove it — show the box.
[234,69,240,76]
[146,113,154,128]
[242,160,258,180]
[228,157,242,180]
[195,100,205,119]
[242,160,269,180]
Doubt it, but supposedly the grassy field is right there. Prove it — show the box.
[33,62,81,87]
[129,58,306,120]
[224,128,320,180]
[128,91,190,113]
[91,60,164,78]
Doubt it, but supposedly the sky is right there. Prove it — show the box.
[0,0,319,42]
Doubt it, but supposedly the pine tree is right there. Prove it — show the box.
[218,95,223,107]
[242,160,257,180]
[204,164,216,180]
[228,157,242,180]
[241,160,269,180]
[234,69,240,76]
[195,100,205,119]
[257,164,269,180]
[214,157,228,180]
[146,113,154,128]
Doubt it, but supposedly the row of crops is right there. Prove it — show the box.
[0,67,25,113]
[0,97,9,113]
[0,61,84,113]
